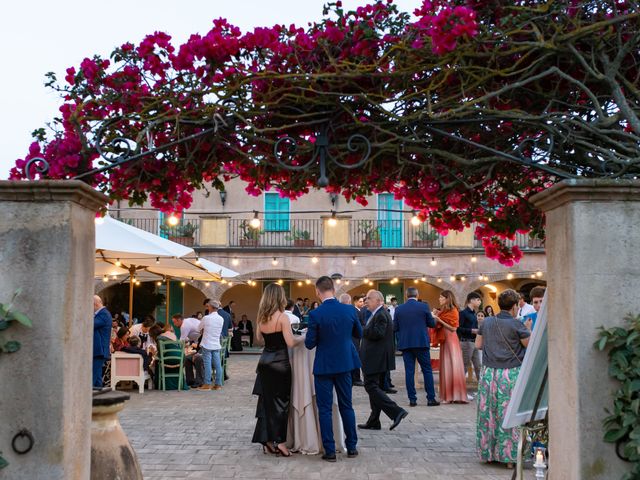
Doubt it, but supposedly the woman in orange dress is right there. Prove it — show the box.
[432,290,468,403]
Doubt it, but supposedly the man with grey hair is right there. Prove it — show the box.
[339,293,352,304]
[197,299,224,390]
[393,287,439,407]
[359,290,408,430]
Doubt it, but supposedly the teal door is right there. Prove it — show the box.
[378,194,403,248]
[155,281,184,326]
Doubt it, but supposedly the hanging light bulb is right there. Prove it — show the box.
[351,256,358,265]
[232,257,239,266]
[414,279,419,284]
[305,279,311,285]
[344,280,350,285]
[437,278,442,283]
[536,271,543,277]
[430,257,437,266]
[328,211,337,227]
[297,281,303,286]
[277,279,283,285]
[135,279,141,286]
[156,281,162,286]
[478,274,484,280]
[411,212,421,226]
[531,274,536,278]
[221,279,227,284]
[460,275,466,281]
[421,276,427,282]
[111,275,117,280]
[95,216,105,225]
[155,257,160,265]
[471,255,477,263]
[115,258,122,267]
[272,257,278,266]
[167,214,179,226]
[228,282,233,287]
[205,282,210,287]
[507,273,514,280]
[102,275,108,282]
[390,256,396,265]
[311,256,319,264]
[180,281,186,287]
[392,277,399,283]
[450,275,456,282]
[363,278,369,283]
[250,211,261,229]
[368,281,374,286]
[195,257,201,265]
[336,278,342,285]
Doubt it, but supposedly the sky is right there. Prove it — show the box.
[0,0,419,179]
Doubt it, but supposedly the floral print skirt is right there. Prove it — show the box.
[476,365,520,463]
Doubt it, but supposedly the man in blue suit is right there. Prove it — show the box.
[305,276,362,462]
[393,287,440,407]
[93,295,112,388]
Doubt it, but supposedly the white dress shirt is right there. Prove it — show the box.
[199,312,224,350]
[179,316,201,341]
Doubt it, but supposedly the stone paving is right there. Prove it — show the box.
[120,355,514,480]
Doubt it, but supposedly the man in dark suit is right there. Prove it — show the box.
[237,314,253,347]
[222,300,235,316]
[350,295,366,386]
[93,295,112,388]
[359,290,408,431]
[393,287,440,407]
[305,276,362,462]
[292,297,304,320]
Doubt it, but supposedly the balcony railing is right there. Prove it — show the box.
[118,217,544,250]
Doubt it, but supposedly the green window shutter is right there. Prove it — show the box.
[265,193,290,232]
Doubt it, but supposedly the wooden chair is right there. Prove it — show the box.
[111,352,151,394]
[157,339,185,391]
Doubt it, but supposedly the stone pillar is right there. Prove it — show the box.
[0,181,106,479]
[531,179,640,480]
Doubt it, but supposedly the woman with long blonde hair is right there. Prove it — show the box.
[432,290,468,403]
[252,283,303,457]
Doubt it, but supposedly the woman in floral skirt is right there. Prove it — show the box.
[475,289,531,467]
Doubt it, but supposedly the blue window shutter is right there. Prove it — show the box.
[265,193,290,231]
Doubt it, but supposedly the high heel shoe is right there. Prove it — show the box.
[275,443,292,457]
[261,443,277,455]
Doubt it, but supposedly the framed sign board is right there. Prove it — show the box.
[502,293,549,428]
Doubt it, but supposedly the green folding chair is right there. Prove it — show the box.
[157,339,185,391]
[220,336,230,386]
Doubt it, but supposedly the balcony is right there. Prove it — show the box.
[119,217,544,251]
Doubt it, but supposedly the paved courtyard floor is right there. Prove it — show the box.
[120,355,514,480]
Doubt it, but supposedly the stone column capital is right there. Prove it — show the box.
[530,179,640,213]
[0,180,108,212]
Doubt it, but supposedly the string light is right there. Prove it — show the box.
[430,257,437,266]
[411,212,421,226]
[471,255,477,263]
[336,279,342,285]
[250,211,261,229]
[368,281,374,286]
[328,211,337,227]
[180,281,186,287]
[155,257,160,264]
[232,257,239,266]
[363,278,369,283]
[228,282,233,287]
[167,214,179,226]
[272,257,278,266]
[305,279,311,285]
[221,279,227,284]
[450,275,456,282]
[507,273,514,280]
[205,282,210,287]
[111,275,117,280]
[478,274,484,280]
[344,280,350,285]
[102,275,108,282]
[531,274,536,278]
[390,256,396,265]
[277,279,283,285]
[311,256,319,264]
[352,256,358,265]
[156,281,162,286]
[437,278,442,283]
[297,281,303,286]
[414,279,419,284]
[195,257,201,265]
[421,276,426,282]
[460,275,466,282]
[115,259,121,267]
[95,216,104,225]
[536,271,543,277]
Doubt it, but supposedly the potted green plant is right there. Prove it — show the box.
[238,220,261,247]
[160,222,198,246]
[412,227,440,247]
[285,228,315,247]
[358,220,382,248]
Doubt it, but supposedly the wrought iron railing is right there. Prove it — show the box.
[120,217,544,250]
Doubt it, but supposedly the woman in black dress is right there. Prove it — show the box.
[252,283,304,456]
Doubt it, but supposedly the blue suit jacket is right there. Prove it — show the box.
[93,307,112,359]
[393,299,436,350]
[218,308,232,337]
[305,298,363,375]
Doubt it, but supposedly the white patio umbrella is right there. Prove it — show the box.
[95,215,221,324]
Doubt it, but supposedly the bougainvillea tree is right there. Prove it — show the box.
[10,0,640,265]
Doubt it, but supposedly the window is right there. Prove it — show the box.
[264,193,290,232]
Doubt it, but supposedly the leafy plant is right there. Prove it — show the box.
[358,220,381,241]
[160,222,198,238]
[595,313,640,480]
[238,220,261,240]
[415,227,439,242]
[285,228,311,241]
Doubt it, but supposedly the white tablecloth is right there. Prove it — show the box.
[286,342,346,454]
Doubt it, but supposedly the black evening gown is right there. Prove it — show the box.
[252,331,291,445]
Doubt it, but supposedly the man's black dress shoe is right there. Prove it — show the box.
[427,400,441,406]
[347,449,358,458]
[322,453,337,462]
[384,388,398,394]
[390,410,408,431]
[353,380,365,387]
[409,401,417,407]
[357,423,381,430]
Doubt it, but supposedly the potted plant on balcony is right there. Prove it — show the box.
[160,222,198,246]
[527,235,545,249]
[358,220,382,248]
[238,220,261,247]
[412,227,439,247]
[286,228,315,247]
